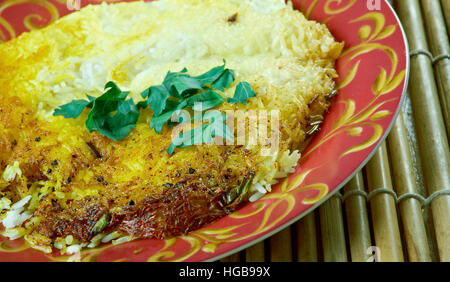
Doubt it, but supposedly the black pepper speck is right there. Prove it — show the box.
[227,13,238,23]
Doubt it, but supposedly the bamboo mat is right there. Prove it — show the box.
[219,0,450,263]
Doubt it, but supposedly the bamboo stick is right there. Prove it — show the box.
[220,251,241,262]
[395,0,450,261]
[245,241,265,262]
[294,213,318,262]
[420,0,450,137]
[365,143,404,262]
[269,226,293,262]
[342,172,372,262]
[439,0,450,32]
[319,196,348,262]
[387,112,432,262]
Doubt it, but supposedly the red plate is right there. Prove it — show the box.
[0,0,409,262]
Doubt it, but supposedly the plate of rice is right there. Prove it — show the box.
[0,0,408,261]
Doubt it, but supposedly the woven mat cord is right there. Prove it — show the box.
[409,49,450,65]
[338,188,450,208]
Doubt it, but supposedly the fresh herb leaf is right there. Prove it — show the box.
[53,62,256,151]
[204,111,234,142]
[167,110,233,154]
[167,124,208,154]
[193,61,227,86]
[138,85,170,116]
[171,76,204,97]
[87,98,140,141]
[162,68,188,98]
[167,108,191,129]
[55,82,140,142]
[84,82,140,141]
[227,81,256,105]
[146,62,235,135]
[211,69,235,91]
[185,90,225,111]
[86,95,96,102]
[53,100,91,119]
[148,63,255,153]
[150,100,188,134]
[101,81,130,101]
[192,60,234,91]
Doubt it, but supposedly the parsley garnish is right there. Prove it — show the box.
[53,99,91,119]
[167,111,234,154]
[227,82,256,105]
[53,82,140,141]
[138,60,234,134]
[53,61,257,153]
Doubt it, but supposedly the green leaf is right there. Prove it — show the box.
[146,62,235,137]
[186,90,225,111]
[138,85,171,116]
[68,82,141,141]
[167,123,209,154]
[171,76,203,98]
[193,61,235,91]
[106,99,140,140]
[86,95,96,103]
[53,99,90,119]
[101,81,129,101]
[53,62,246,149]
[193,62,226,85]
[211,69,235,91]
[167,110,234,154]
[204,111,234,142]
[86,97,140,141]
[160,62,234,99]
[227,82,256,105]
[150,100,188,134]
[162,68,188,98]
[167,109,190,129]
